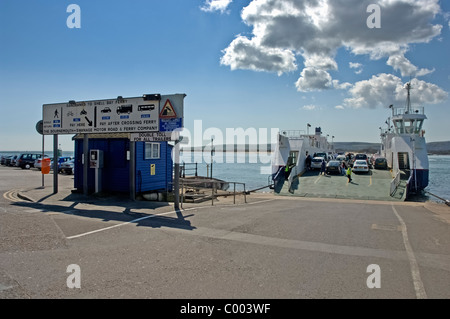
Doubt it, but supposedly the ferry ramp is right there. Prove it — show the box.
[276,169,406,201]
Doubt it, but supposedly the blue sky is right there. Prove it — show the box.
[0,0,449,152]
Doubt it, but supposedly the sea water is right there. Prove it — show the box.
[1,151,449,202]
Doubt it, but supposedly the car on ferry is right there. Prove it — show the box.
[336,155,347,164]
[326,160,342,175]
[355,153,370,166]
[352,160,370,174]
[315,152,328,162]
[311,157,326,170]
[374,157,388,170]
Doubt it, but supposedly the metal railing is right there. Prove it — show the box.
[390,171,401,197]
[393,107,425,116]
[179,179,247,208]
[180,162,198,178]
[281,130,306,138]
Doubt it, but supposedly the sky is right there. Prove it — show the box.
[0,0,449,152]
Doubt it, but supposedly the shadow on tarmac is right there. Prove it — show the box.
[12,194,196,232]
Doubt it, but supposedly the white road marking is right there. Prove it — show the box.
[67,199,276,240]
[392,205,427,299]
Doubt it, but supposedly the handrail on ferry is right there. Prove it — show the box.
[390,171,401,197]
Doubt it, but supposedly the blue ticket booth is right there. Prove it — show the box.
[73,134,173,197]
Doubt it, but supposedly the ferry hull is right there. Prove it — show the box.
[407,169,429,195]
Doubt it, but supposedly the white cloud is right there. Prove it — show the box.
[302,104,318,111]
[219,0,444,95]
[387,54,434,77]
[349,62,363,74]
[220,36,297,75]
[344,74,448,109]
[332,80,352,90]
[335,105,345,110]
[296,68,332,92]
[201,0,233,13]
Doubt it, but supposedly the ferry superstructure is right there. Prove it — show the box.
[380,82,429,196]
[271,127,333,192]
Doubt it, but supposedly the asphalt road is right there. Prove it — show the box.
[1,166,450,300]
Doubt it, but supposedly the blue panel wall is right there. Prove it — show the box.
[74,138,130,193]
[74,139,173,194]
[135,142,173,193]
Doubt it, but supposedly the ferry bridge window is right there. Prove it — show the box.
[414,120,423,134]
[394,121,404,134]
[404,120,413,134]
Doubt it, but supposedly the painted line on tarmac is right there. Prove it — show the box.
[314,175,322,184]
[3,190,22,203]
[392,205,427,299]
[66,199,276,240]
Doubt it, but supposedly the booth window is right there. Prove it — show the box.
[145,143,160,160]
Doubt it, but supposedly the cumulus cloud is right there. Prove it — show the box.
[219,0,444,96]
[220,36,297,75]
[201,0,233,13]
[387,54,434,77]
[302,104,318,111]
[349,62,363,74]
[343,74,448,109]
[295,68,332,91]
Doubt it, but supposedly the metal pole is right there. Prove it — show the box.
[211,182,215,206]
[211,138,213,179]
[130,141,136,201]
[174,140,180,211]
[42,134,45,188]
[53,135,58,194]
[180,179,184,209]
[83,134,89,196]
[244,183,247,203]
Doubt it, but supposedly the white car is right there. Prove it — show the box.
[352,160,370,173]
[34,157,52,170]
[311,157,326,170]
[336,155,346,163]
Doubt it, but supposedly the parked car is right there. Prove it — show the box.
[9,154,20,167]
[315,152,328,161]
[355,154,370,166]
[0,155,9,165]
[56,157,73,172]
[374,157,388,170]
[36,156,73,172]
[60,159,75,175]
[311,157,325,170]
[326,160,342,175]
[17,153,46,169]
[336,155,347,163]
[34,157,52,170]
[5,155,17,166]
[352,160,370,173]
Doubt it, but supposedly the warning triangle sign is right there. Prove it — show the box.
[160,99,177,119]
